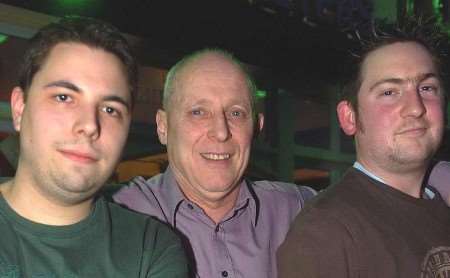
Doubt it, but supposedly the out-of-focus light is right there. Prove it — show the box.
[59,0,88,4]
[255,90,267,99]
[0,34,8,45]
[433,0,443,23]
[406,0,414,16]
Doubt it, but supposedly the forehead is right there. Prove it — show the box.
[31,42,130,97]
[39,42,126,76]
[173,55,252,105]
[360,42,437,85]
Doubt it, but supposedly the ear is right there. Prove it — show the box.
[256,113,264,133]
[10,87,26,132]
[156,109,168,145]
[336,100,357,136]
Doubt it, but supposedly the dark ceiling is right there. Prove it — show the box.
[0,0,353,86]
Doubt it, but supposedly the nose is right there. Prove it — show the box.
[400,88,426,118]
[207,112,231,142]
[73,106,100,140]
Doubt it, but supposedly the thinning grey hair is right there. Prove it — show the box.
[162,48,258,117]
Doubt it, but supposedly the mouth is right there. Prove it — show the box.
[58,149,99,164]
[200,152,231,161]
[396,127,427,136]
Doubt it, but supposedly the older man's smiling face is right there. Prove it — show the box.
[157,53,262,206]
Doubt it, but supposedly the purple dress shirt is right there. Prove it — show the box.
[428,161,450,202]
[113,166,316,278]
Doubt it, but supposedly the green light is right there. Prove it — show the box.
[432,0,443,23]
[59,0,89,4]
[406,0,414,16]
[0,34,8,44]
[56,0,91,8]
[255,90,267,99]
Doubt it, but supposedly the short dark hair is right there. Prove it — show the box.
[18,16,138,105]
[341,17,449,108]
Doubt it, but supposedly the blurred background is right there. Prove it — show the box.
[0,0,448,190]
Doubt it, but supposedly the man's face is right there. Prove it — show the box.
[339,42,444,173]
[157,54,263,205]
[12,42,131,205]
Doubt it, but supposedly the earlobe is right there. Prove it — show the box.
[337,100,357,136]
[257,113,264,133]
[156,109,168,145]
[10,87,26,132]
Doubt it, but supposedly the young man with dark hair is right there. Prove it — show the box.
[0,16,188,277]
[278,18,450,278]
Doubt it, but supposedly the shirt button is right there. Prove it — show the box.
[221,271,228,277]
[215,226,220,232]
[187,204,194,210]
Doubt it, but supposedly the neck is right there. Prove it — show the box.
[199,196,238,224]
[0,176,94,226]
[357,159,427,198]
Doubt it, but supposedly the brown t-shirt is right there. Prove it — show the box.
[277,168,450,278]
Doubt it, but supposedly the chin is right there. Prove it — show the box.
[201,179,238,193]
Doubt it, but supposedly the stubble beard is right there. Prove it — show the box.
[31,158,104,206]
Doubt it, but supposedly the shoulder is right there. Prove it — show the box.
[105,199,181,244]
[103,200,189,277]
[290,168,376,234]
[251,180,316,204]
[308,169,371,209]
[112,175,163,211]
[105,198,156,225]
[248,180,317,223]
[116,174,163,197]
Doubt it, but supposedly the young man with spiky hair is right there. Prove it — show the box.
[278,18,450,278]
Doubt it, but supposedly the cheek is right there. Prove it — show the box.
[426,102,445,122]
[359,104,393,128]
[232,126,254,149]
[102,122,129,150]
[172,121,206,145]
[26,108,68,136]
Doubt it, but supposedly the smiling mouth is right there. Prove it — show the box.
[59,150,98,164]
[397,127,427,136]
[200,153,231,161]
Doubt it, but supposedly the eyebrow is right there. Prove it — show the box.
[44,80,81,92]
[103,95,131,112]
[369,73,439,92]
[44,80,131,111]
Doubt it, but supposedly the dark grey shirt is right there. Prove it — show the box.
[113,167,316,278]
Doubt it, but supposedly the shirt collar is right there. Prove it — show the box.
[160,166,187,226]
[353,161,435,199]
[353,161,386,184]
[236,179,260,227]
[162,166,260,227]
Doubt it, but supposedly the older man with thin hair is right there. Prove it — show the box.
[114,48,316,278]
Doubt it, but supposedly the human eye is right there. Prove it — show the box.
[382,90,395,96]
[376,88,399,99]
[230,109,247,118]
[227,107,250,122]
[231,110,242,117]
[190,107,206,117]
[419,84,438,94]
[101,105,122,118]
[54,94,72,102]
